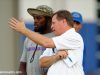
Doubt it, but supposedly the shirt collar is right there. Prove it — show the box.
[62,28,75,36]
[66,28,75,33]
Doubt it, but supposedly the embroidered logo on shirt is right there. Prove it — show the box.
[27,47,46,51]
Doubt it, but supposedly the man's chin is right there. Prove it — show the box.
[53,32,57,36]
[34,29,39,32]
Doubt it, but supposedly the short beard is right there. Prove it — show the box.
[34,25,47,34]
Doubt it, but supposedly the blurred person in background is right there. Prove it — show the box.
[72,12,82,32]
[72,12,96,75]
[19,5,54,75]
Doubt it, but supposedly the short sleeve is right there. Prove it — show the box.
[40,48,54,59]
[52,34,81,51]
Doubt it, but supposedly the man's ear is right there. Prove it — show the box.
[63,19,66,23]
[63,19,68,25]
[80,24,82,29]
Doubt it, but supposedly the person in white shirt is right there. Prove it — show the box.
[8,10,84,75]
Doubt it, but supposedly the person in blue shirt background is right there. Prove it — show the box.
[72,12,96,75]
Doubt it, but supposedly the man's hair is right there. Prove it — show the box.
[52,10,74,27]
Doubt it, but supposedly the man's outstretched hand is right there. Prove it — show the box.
[8,17,26,33]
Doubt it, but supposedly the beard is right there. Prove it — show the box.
[34,25,47,34]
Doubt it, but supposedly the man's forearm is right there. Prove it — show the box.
[39,55,60,68]
[19,62,27,75]
[40,50,68,68]
[22,28,55,48]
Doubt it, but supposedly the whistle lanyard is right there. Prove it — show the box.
[30,44,38,63]
[30,45,56,63]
